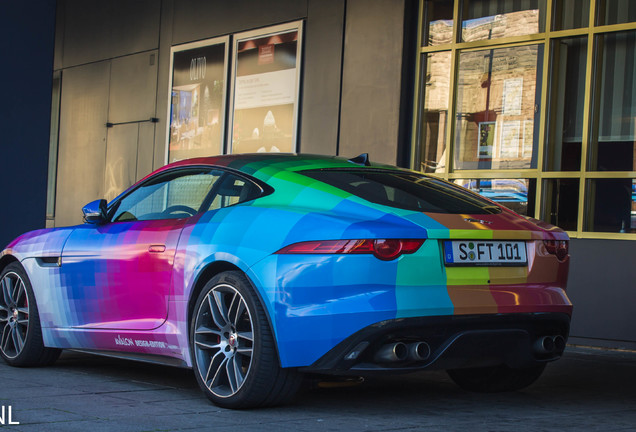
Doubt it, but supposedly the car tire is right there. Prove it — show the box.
[190,270,303,409]
[447,363,547,393]
[0,262,62,367]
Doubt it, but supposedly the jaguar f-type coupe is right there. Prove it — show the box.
[0,153,572,408]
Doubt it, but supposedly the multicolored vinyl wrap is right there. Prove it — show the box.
[0,154,572,368]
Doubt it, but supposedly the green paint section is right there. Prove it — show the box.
[449,229,494,239]
[445,265,490,286]
[395,240,453,318]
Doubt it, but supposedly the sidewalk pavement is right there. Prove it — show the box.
[0,346,634,431]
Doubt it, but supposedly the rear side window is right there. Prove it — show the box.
[204,173,262,211]
[300,169,502,214]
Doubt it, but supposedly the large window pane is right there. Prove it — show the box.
[417,52,451,173]
[455,178,536,216]
[552,0,590,30]
[424,0,454,46]
[585,179,635,233]
[169,39,228,163]
[591,31,636,171]
[461,0,546,43]
[545,37,587,171]
[230,25,302,154]
[454,44,543,170]
[597,0,636,26]
[542,178,579,231]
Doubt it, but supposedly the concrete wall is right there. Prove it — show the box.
[0,0,56,248]
[339,0,407,164]
[568,239,636,350]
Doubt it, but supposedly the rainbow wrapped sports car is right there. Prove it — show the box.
[0,154,572,408]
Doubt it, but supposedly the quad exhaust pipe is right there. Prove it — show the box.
[408,342,431,361]
[374,341,431,363]
[374,342,408,362]
[533,335,566,355]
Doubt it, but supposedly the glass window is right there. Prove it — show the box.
[545,37,587,171]
[169,38,228,163]
[424,0,454,46]
[417,51,451,173]
[590,31,636,171]
[461,0,546,43]
[454,178,536,216]
[205,173,262,211]
[552,0,590,30]
[301,169,502,214]
[585,178,635,233]
[542,179,579,231]
[454,44,543,170]
[597,0,636,26]
[230,24,302,154]
[47,71,61,220]
[111,169,222,222]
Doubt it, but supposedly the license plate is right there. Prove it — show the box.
[443,240,527,266]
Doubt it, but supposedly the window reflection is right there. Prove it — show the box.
[417,52,451,173]
[542,179,579,231]
[552,0,589,30]
[461,0,545,43]
[591,31,636,171]
[598,0,636,26]
[545,37,587,171]
[586,179,636,233]
[424,0,454,46]
[454,45,542,170]
[455,178,535,216]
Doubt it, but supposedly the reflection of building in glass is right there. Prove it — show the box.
[455,44,540,170]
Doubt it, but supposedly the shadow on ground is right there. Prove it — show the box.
[0,347,634,431]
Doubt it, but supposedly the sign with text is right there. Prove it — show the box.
[168,38,228,162]
[230,24,302,154]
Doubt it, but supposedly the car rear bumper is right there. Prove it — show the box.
[300,312,570,375]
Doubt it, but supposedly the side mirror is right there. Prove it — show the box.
[82,199,108,224]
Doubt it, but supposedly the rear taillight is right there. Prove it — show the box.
[275,239,425,261]
[544,240,569,261]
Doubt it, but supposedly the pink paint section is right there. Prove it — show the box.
[490,283,573,315]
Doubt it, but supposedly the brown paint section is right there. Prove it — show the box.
[448,284,498,315]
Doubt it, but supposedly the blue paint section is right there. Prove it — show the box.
[251,254,398,367]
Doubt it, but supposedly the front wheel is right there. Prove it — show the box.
[0,262,61,366]
[447,363,547,393]
[190,271,302,408]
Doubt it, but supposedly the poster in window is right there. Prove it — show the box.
[168,37,228,163]
[502,77,523,116]
[229,23,302,154]
[478,121,496,159]
[522,119,534,159]
[500,121,521,158]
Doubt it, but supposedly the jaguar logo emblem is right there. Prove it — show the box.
[464,218,493,225]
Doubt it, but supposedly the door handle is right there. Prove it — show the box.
[149,244,166,253]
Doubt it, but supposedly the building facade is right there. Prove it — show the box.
[1,0,635,350]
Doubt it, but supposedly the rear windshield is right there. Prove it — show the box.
[300,169,502,214]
